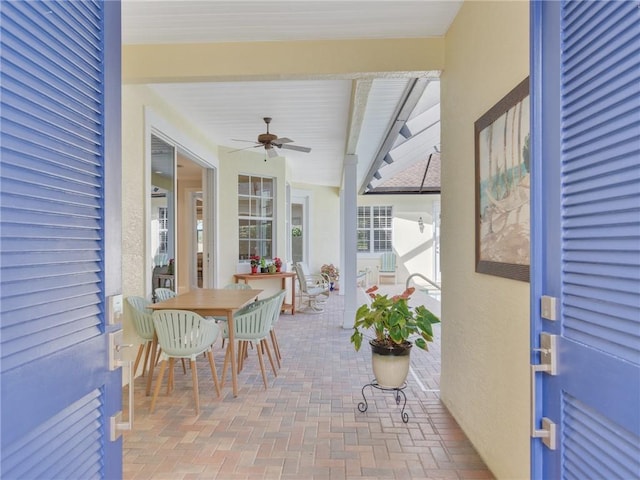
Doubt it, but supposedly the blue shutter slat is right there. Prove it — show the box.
[3,72,102,134]
[563,120,639,157]
[1,48,101,118]
[3,90,102,145]
[0,168,99,200]
[0,194,101,221]
[0,237,100,253]
[564,157,639,189]
[564,394,640,479]
[3,2,102,85]
[3,306,100,342]
[0,250,99,268]
[2,391,102,479]
[1,300,102,338]
[562,0,610,38]
[3,316,101,363]
[563,1,633,57]
[2,146,101,182]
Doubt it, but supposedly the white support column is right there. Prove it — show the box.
[342,154,358,329]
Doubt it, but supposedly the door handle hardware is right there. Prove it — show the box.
[530,332,557,450]
[109,331,134,441]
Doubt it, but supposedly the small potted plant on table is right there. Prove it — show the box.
[350,285,440,388]
[250,255,260,274]
[274,257,282,273]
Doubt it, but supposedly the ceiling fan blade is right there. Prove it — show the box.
[231,138,258,144]
[272,137,293,145]
[266,147,278,158]
[280,143,312,153]
[227,144,262,154]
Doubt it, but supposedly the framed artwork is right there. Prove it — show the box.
[475,78,530,282]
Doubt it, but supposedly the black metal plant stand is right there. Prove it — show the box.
[358,380,409,423]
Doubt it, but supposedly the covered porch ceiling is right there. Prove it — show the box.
[122,1,461,193]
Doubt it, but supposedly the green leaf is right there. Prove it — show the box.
[414,338,428,350]
[350,330,362,351]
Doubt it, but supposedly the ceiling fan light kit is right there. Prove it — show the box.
[230,117,311,159]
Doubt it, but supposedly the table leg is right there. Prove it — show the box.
[146,334,158,396]
[227,311,238,397]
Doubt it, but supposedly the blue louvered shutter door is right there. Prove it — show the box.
[533,1,640,478]
[0,1,122,478]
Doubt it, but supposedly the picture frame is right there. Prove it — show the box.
[475,78,530,282]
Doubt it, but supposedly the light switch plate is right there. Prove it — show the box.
[107,294,123,325]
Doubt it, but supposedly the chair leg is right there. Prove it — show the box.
[190,359,199,415]
[255,342,268,389]
[150,360,167,413]
[133,344,144,377]
[237,341,248,372]
[167,358,175,394]
[181,358,187,374]
[142,341,152,376]
[270,329,281,368]
[207,350,221,397]
[261,339,278,377]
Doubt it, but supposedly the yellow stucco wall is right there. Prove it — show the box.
[440,2,530,478]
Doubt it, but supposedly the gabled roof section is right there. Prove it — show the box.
[361,80,441,194]
[366,153,440,194]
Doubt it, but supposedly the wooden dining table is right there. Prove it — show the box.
[147,288,262,398]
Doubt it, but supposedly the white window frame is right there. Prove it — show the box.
[357,205,393,253]
[238,174,275,262]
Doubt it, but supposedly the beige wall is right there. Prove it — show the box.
[440,2,530,478]
[357,194,440,288]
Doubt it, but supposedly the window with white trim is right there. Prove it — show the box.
[357,206,393,253]
[238,174,274,261]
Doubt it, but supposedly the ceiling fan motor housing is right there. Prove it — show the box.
[258,132,277,145]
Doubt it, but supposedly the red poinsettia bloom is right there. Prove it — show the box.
[366,285,379,298]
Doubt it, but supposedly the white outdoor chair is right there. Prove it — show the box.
[377,252,397,284]
[150,310,221,415]
[268,290,287,368]
[154,287,176,302]
[221,293,281,389]
[293,263,329,313]
[126,296,156,378]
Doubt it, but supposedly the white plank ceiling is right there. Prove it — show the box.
[122,1,461,189]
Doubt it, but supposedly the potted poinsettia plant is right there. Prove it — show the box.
[273,257,283,272]
[350,285,440,388]
[250,255,260,274]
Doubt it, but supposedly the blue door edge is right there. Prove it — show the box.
[530,1,563,478]
[102,0,123,478]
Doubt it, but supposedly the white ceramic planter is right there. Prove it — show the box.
[370,341,412,388]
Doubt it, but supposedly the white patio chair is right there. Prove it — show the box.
[150,310,221,415]
[293,264,329,313]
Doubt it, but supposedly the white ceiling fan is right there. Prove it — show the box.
[230,117,312,159]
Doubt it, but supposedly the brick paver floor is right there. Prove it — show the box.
[123,288,493,479]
